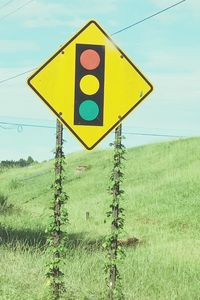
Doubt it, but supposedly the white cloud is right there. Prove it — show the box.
[25,16,87,29]
[151,72,200,101]
[12,0,119,28]
[150,0,200,16]
[145,48,199,72]
[189,0,200,10]
[0,40,39,53]
[0,67,52,119]
[150,0,181,7]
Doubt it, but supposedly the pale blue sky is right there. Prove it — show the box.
[0,0,199,161]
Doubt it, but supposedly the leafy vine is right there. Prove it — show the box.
[103,124,126,299]
[46,122,69,300]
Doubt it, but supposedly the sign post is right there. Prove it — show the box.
[109,123,123,298]
[46,120,69,299]
[27,19,153,298]
[53,119,63,298]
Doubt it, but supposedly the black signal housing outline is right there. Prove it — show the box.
[27,20,153,150]
[74,43,105,126]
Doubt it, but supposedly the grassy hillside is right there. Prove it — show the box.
[0,137,200,300]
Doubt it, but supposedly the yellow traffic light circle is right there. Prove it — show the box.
[80,74,100,95]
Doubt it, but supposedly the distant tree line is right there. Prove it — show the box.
[0,156,37,168]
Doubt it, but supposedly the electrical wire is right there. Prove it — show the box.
[0,0,34,22]
[0,124,16,130]
[0,121,55,129]
[0,0,15,10]
[0,121,186,138]
[0,68,36,84]
[111,0,186,36]
[0,0,187,86]
[123,132,184,138]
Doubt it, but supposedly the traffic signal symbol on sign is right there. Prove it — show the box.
[27,20,153,150]
[74,44,105,126]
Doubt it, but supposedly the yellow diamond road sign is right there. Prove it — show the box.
[27,20,153,150]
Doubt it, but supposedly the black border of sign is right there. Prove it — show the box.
[27,20,153,150]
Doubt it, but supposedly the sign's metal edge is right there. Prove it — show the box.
[27,19,153,150]
[28,78,152,150]
[27,20,96,84]
[90,88,153,149]
[27,79,94,150]
[92,20,153,92]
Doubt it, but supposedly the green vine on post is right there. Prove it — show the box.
[104,123,126,299]
[46,119,69,300]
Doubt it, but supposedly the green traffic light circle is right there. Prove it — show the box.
[79,100,99,121]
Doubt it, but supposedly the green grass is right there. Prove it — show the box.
[0,137,200,299]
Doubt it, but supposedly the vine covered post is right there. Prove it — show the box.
[46,119,69,300]
[105,123,126,299]
[53,119,63,299]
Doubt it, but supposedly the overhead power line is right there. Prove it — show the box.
[0,0,34,22]
[0,0,15,11]
[0,121,186,138]
[123,132,184,138]
[0,0,187,86]
[111,0,186,36]
[0,124,16,130]
[0,121,55,129]
[0,68,36,84]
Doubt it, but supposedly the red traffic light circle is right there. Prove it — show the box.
[80,49,100,70]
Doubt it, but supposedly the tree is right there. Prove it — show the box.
[27,156,34,165]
